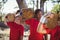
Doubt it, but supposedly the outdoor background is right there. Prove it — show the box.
[0,0,60,40]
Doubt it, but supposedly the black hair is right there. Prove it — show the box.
[16,10,23,16]
[16,10,20,14]
[34,9,42,18]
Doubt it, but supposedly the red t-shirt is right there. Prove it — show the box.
[50,25,60,40]
[42,24,51,34]
[25,18,43,40]
[57,26,60,40]
[7,22,24,40]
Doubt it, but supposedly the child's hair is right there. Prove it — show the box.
[34,9,42,18]
[16,10,20,14]
[5,13,15,18]
[57,11,60,21]
[22,8,34,19]
[46,13,58,29]
[5,13,15,22]
[15,10,22,18]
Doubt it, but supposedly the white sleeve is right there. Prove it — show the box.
[40,16,47,24]
[40,16,44,22]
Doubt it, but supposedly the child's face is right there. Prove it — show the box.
[15,16,22,22]
[49,14,54,19]
[47,14,54,19]
[37,11,42,19]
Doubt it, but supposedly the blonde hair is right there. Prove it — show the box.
[22,8,34,20]
[46,13,58,29]
[6,13,15,22]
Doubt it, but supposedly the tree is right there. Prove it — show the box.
[40,0,46,14]
[16,0,27,9]
[16,0,47,14]
[51,4,60,13]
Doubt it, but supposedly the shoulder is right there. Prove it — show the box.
[27,18,35,21]
[19,24,24,30]
[7,22,14,25]
[26,18,35,22]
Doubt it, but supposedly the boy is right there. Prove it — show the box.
[4,13,24,40]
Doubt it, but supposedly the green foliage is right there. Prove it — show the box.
[42,0,46,3]
[51,4,60,13]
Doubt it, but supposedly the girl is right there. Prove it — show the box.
[37,13,58,40]
[25,9,43,40]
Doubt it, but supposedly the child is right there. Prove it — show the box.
[37,13,58,40]
[50,11,60,40]
[25,9,43,40]
[4,13,24,40]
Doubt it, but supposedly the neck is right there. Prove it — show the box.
[15,20,21,25]
[35,18,40,21]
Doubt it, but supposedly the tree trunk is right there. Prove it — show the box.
[37,0,38,9]
[16,0,27,9]
[40,0,46,14]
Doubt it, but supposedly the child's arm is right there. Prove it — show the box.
[37,23,47,34]
[37,16,48,34]
[4,14,15,26]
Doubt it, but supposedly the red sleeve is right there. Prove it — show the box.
[25,19,32,25]
[43,24,51,34]
[45,28,51,34]
[25,20,30,25]
[7,22,14,28]
[25,18,35,25]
